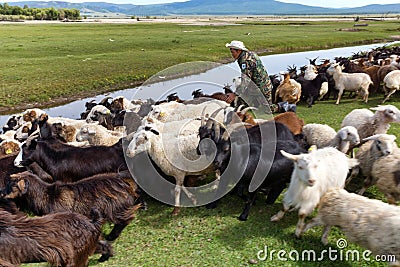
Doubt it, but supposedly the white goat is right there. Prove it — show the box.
[303,64,317,80]
[302,188,400,266]
[348,134,398,194]
[302,123,360,153]
[85,105,111,123]
[18,108,46,124]
[327,63,372,105]
[341,105,400,140]
[75,123,124,146]
[382,70,400,103]
[126,119,215,215]
[271,147,358,237]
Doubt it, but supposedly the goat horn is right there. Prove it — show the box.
[221,128,230,141]
[236,104,245,113]
[241,107,257,115]
[214,122,221,141]
[209,107,224,119]
[25,129,40,146]
[200,106,207,126]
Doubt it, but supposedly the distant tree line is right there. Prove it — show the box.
[0,3,81,21]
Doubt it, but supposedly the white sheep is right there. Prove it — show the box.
[301,188,400,266]
[326,63,372,105]
[126,118,215,215]
[302,123,360,153]
[271,147,358,237]
[347,134,398,194]
[75,123,124,146]
[146,99,228,123]
[371,152,400,204]
[382,70,400,103]
[341,105,400,140]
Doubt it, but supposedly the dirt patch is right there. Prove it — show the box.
[338,28,366,32]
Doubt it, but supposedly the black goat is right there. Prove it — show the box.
[1,170,141,244]
[296,73,328,107]
[16,113,127,183]
[215,140,306,220]
[16,137,127,183]
[0,209,104,266]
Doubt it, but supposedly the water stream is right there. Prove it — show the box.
[1,41,399,127]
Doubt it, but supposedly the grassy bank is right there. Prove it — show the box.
[1,19,400,113]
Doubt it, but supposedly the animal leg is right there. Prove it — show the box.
[382,89,397,103]
[302,216,323,235]
[295,213,307,238]
[270,203,290,222]
[96,240,114,262]
[106,222,129,241]
[335,89,343,105]
[238,191,258,221]
[358,175,372,195]
[321,225,332,245]
[173,184,182,215]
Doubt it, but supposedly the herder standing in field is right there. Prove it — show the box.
[226,40,295,113]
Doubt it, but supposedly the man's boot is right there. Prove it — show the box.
[277,101,289,112]
[287,104,297,113]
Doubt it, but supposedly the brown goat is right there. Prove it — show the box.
[273,112,304,136]
[2,171,141,243]
[0,209,103,267]
[362,65,381,94]
[274,73,302,104]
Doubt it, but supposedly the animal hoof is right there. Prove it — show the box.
[206,202,217,209]
[238,215,248,221]
[172,207,180,216]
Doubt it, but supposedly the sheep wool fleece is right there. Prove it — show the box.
[236,50,277,112]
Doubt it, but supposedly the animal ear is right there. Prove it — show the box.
[338,129,347,140]
[362,134,381,142]
[369,105,386,111]
[280,150,299,161]
[144,126,159,136]
[17,179,29,194]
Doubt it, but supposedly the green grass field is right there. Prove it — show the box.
[4,18,398,267]
[1,18,400,113]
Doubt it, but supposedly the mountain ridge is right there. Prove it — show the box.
[5,0,400,16]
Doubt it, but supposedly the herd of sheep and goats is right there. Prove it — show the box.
[0,45,400,266]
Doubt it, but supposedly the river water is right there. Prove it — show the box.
[1,41,399,127]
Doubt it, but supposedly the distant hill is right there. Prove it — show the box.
[6,0,400,16]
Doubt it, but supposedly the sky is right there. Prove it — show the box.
[3,0,400,7]
[277,0,400,8]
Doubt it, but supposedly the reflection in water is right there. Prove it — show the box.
[1,41,399,127]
